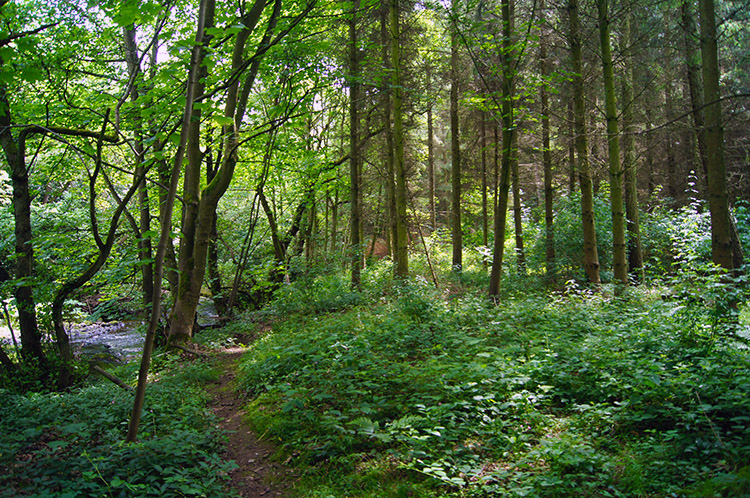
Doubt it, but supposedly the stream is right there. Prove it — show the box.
[0,298,220,364]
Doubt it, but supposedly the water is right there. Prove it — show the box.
[68,321,145,364]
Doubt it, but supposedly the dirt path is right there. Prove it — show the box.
[208,340,291,498]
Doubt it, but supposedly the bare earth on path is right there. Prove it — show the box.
[208,337,293,498]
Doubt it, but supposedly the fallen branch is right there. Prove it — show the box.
[172,344,210,358]
[90,365,134,392]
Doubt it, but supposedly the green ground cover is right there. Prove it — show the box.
[237,270,750,497]
[0,356,235,497]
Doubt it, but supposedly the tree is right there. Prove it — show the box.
[567,0,600,284]
[596,0,627,284]
[349,0,363,288]
[167,0,317,343]
[450,0,462,273]
[698,0,733,271]
[390,0,409,278]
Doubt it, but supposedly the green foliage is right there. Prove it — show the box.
[0,357,235,497]
[238,275,750,498]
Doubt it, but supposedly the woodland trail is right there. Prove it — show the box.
[207,336,292,498]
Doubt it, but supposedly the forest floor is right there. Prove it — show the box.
[207,332,293,498]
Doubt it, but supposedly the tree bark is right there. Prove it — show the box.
[511,128,525,275]
[390,0,409,277]
[597,0,627,285]
[621,11,644,281]
[540,0,555,283]
[488,0,514,299]
[123,26,154,311]
[349,0,362,288]
[0,88,46,372]
[698,0,733,271]
[568,0,600,284]
[450,3,462,273]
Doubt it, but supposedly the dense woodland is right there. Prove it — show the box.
[0,0,749,496]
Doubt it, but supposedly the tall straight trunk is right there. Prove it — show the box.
[381,4,398,258]
[350,0,362,288]
[488,0,514,299]
[511,129,525,274]
[427,81,436,230]
[123,26,154,310]
[682,0,743,269]
[481,112,488,247]
[450,6,462,273]
[621,12,643,281]
[331,187,339,255]
[567,100,576,193]
[540,0,555,282]
[664,84,679,201]
[597,0,627,285]
[568,0,600,283]
[699,0,733,271]
[390,0,409,277]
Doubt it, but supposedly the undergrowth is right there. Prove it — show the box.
[237,275,750,498]
[0,355,235,497]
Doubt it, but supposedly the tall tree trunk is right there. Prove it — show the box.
[567,100,576,193]
[123,26,154,311]
[481,112,488,247]
[621,11,644,281]
[488,0,514,299]
[682,0,744,269]
[511,129,525,274]
[381,4,398,258]
[349,0,362,288]
[699,0,733,271]
[450,3,462,273]
[664,84,679,202]
[427,78,436,230]
[597,0,627,285]
[540,0,556,282]
[0,88,46,373]
[390,0,409,277]
[569,0,600,284]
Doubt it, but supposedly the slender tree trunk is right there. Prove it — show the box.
[481,112,488,247]
[427,84,436,230]
[567,100,576,193]
[597,0,627,285]
[349,0,362,288]
[621,12,644,281]
[390,0,408,277]
[380,4,398,258]
[450,3,462,272]
[511,129,525,274]
[123,26,154,311]
[168,0,304,342]
[664,84,679,201]
[540,0,556,282]
[699,0,733,271]
[569,0,600,284]
[489,0,514,299]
